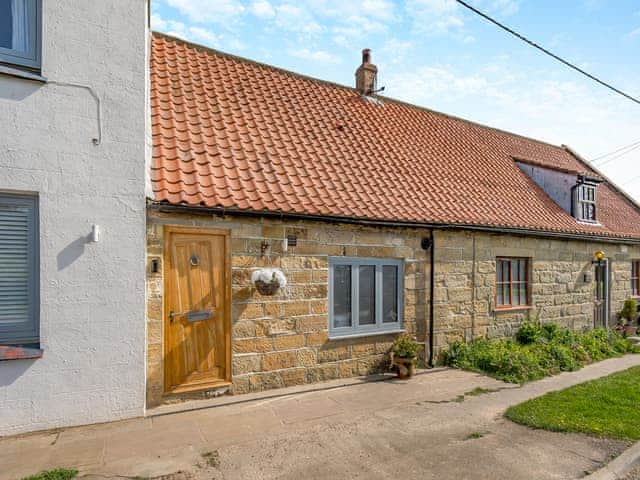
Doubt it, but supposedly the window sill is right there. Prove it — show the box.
[0,64,46,83]
[494,306,534,313]
[329,329,405,341]
[0,345,43,361]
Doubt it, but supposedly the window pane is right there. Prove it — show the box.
[511,260,519,283]
[358,265,376,326]
[333,265,352,328]
[497,260,504,282]
[0,0,34,53]
[503,285,510,306]
[383,265,399,323]
[520,282,527,305]
[0,203,30,326]
[497,284,503,305]
[503,260,510,282]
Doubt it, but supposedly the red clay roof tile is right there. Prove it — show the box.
[150,33,640,240]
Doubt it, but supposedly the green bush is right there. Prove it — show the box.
[392,334,420,358]
[620,298,638,323]
[443,325,637,384]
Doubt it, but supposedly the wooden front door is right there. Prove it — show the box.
[164,226,231,394]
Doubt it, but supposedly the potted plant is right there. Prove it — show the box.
[251,268,287,296]
[392,335,420,379]
[620,298,638,337]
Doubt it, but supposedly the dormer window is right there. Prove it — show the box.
[577,183,596,222]
[572,174,601,224]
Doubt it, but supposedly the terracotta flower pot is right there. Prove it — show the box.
[624,325,637,337]
[394,356,416,380]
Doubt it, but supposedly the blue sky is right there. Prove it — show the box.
[151,0,640,201]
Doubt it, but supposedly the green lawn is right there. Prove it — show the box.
[505,366,640,441]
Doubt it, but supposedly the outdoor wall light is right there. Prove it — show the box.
[90,224,101,243]
[594,250,606,261]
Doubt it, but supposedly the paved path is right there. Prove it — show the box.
[3,355,640,480]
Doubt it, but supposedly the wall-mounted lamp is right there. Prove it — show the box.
[421,237,433,250]
[90,224,101,243]
[594,250,606,261]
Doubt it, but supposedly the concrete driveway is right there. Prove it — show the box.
[3,355,640,480]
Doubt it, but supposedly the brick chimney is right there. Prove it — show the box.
[355,48,377,95]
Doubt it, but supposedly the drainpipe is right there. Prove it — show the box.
[428,230,436,367]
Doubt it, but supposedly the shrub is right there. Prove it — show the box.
[515,321,540,345]
[392,334,420,358]
[620,298,638,323]
[443,325,636,384]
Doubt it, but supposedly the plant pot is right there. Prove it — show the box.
[624,325,637,337]
[254,279,280,296]
[394,356,416,380]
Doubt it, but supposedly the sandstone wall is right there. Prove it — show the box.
[147,211,640,406]
[147,211,430,406]
[432,230,640,358]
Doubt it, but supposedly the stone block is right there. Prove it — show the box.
[310,300,328,314]
[233,354,261,375]
[233,337,273,354]
[262,351,297,371]
[282,301,310,317]
[250,371,285,392]
[233,303,265,320]
[317,345,351,362]
[295,315,327,333]
[273,334,305,351]
[282,368,307,387]
[297,348,316,367]
[232,321,257,339]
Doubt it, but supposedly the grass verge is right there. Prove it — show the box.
[505,366,640,440]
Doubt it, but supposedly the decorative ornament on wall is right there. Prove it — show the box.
[252,268,287,296]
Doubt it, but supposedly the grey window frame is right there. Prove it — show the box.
[328,257,403,339]
[0,0,42,71]
[0,193,39,345]
[573,183,597,223]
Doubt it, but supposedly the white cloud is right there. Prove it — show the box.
[151,12,245,50]
[250,0,276,19]
[628,27,640,39]
[406,0,465,34]
[290,48,342,64]
[273,4,324,35]
[165,0,245,24]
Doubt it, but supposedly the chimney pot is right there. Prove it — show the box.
[355,48,378,95]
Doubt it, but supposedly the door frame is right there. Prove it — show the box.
[162,225,232,394]
[593,258,610,330]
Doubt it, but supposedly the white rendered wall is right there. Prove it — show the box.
[0,1,148,435]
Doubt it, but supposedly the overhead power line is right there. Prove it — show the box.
[595,142,640,167]
[590,139,640,163]
[454,0,640,106]
[622,174,640,186]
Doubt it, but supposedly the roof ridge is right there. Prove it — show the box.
[152,31,567,154]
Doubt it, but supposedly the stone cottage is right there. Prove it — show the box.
[146,33,640,407]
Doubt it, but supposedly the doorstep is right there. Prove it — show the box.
[147,367,445,418]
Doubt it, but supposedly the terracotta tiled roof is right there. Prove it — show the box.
[150,33,640,240]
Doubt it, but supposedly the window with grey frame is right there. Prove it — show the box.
[0,0,41,71]
[0,193,39,345]
[329,257,403,338]
[573,183,597,223]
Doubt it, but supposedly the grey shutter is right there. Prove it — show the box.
[0,194,38,344]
